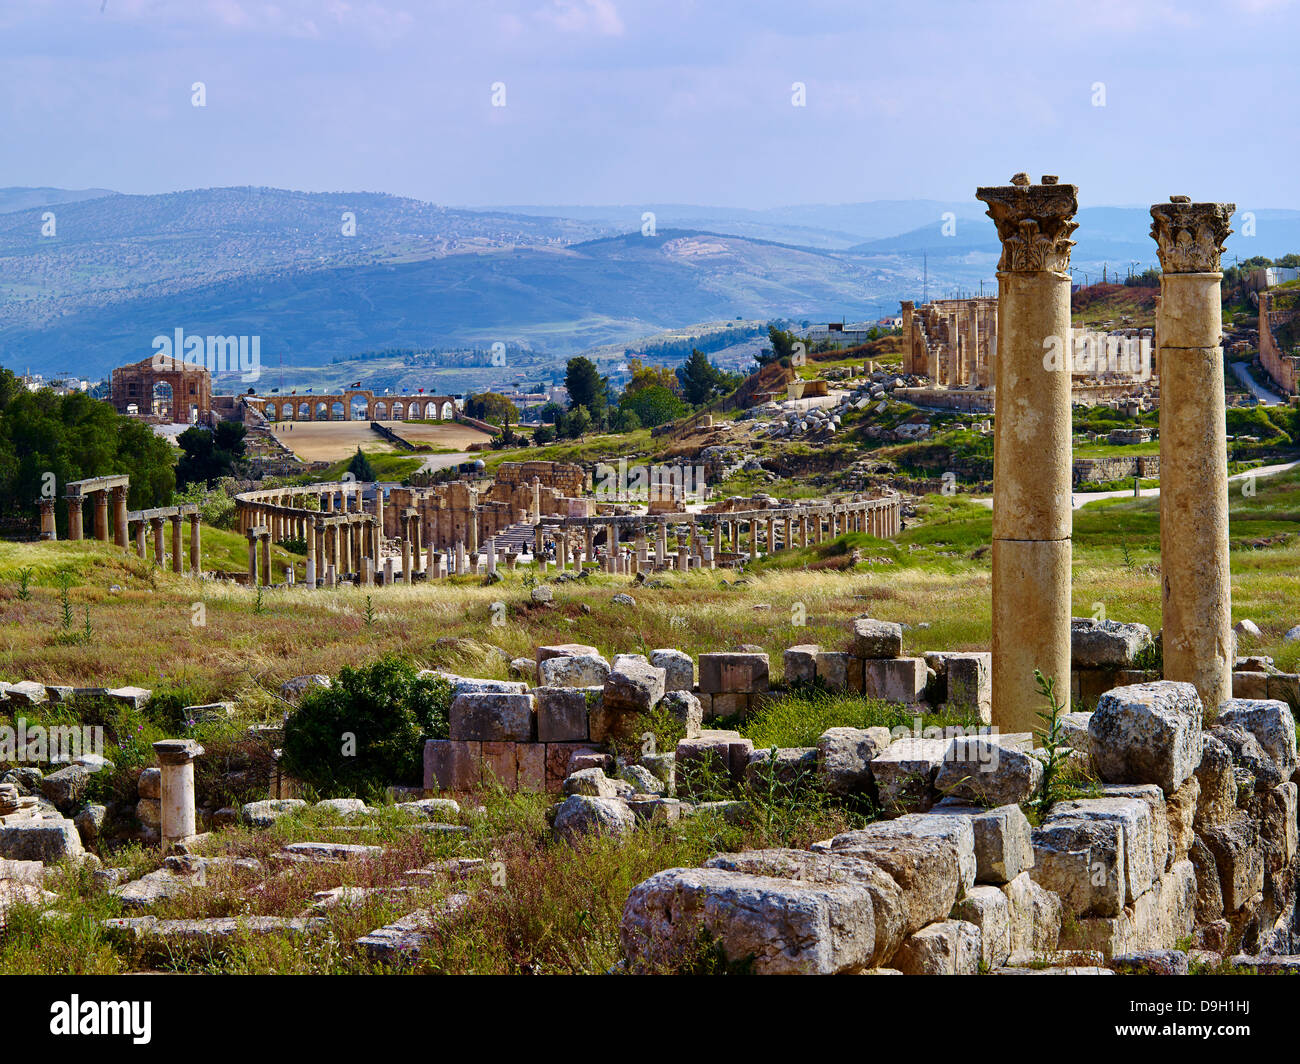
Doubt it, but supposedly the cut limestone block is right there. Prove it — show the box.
[539,654,611,689]
[1089,681,1204,794]
[535,687,592,743]
[862,658,927,704]
[849,618,902,659]
[1049,796,1156,904]
[620,867,879,975]
[649,649,695,692]
[823,812,975,893]
[953,886,1011,970]
[782,644,820,685]
[1216,698,1297,779]
[448,693,536,743]
[602,657,667,714]
[816,833,962,933]
[1003,870,1062,958]
[701,848,906,968]
[892,919,980,975]
[698,652,769,695]
[1200,816,1264,913]
[424,740,481,792]
[869,737,946,814]
[1070,617,1153,668]
[933,735,1042,807]
[927,801,1034,885]
[816,726,891,797]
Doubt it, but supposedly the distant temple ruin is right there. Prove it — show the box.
[110,356,214,425]
[898,294,1156,411]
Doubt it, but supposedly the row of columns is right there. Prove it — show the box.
[40,485,130,545]
[978,174,1234,732]
[130,513,202,577]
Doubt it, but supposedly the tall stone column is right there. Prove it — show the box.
[152,739,203,852]
[111,486,129,548]
[260,532,272,586]
[401,515,412,581]
[91,489,109,541]
[151,517,166,565]
[901,301,916,374]
[67,497,83,540]
[170,515,184,574]
[246,529,259,584]
[39,499,57,540]
[134,520,147,558]
[189,515,201,576]
[1151,196,1235,712]
[977,174,1078,735]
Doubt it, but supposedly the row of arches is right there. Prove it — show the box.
[258,397,455,422]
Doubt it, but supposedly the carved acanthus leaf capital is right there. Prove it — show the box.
[976,180,1079,274]
[1149,199,1234,274]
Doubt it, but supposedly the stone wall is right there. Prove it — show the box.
[1259,291,1300,395]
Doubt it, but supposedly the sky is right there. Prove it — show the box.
[1,0,1297,210]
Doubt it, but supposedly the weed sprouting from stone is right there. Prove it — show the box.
[1030,667,1069,819]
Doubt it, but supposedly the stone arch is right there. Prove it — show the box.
[424,401,436,418]
[349,394,369,420]
[151,380,173,419]
[315,401,329,420]
[373,401,388,420]
[391,401,404,420]
[331,400,345,421]
[298,402,310,420]
[438,400,452,420]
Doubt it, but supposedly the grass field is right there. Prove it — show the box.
[3,465,1297,700]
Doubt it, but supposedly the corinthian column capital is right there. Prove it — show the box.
[976,173,1079,274]
[1149,197,1234,274]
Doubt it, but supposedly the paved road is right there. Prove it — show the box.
[1230,360,1286,406]
[972,458,1300,510]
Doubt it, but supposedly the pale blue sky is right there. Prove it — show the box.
[1,0,1296,209]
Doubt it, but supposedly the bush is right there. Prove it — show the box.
[280,656,454,798]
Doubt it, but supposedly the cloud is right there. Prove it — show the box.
[538,0,625,36]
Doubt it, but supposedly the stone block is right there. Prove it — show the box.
[702,848,906,968]
[1070,617,1153,668]
[1231,671,1270,700]
[620,867,880,975]
[934,735,1042,807]
[448,692,535,743]
[539,653,611,688]
[1047,796,1156,904]
[819,832,962,932]
[514,744,546,790]
[782,644,820,685]
[928,801,1034,885]
[0,819,83,863]
[423,739,482,792]
[815,651,857,692]
[698,652,769,695]
[816,726,891,797]
[1089,680,1203,793]
[658,690,703,738]
[649,649,695,692]
[862,658,927,704]
[535,687,590,743]
[602,658,667,713]
[1217,698,1297,779]
[1200,816,1264,912]
[1003,870,1061,957]
[893,920,980,975]
[849,618,902,659]
[1165,775,1199,863]
[953,886,1011,969]
[869,737,946,814]
[744,747,818,790]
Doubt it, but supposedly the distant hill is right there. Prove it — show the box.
[0,187,115,214]
[0,228,917,380]
[3,186,1296,383]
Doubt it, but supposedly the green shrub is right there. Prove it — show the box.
[280,656,454,798]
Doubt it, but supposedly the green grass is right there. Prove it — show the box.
[315,451,428,482]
